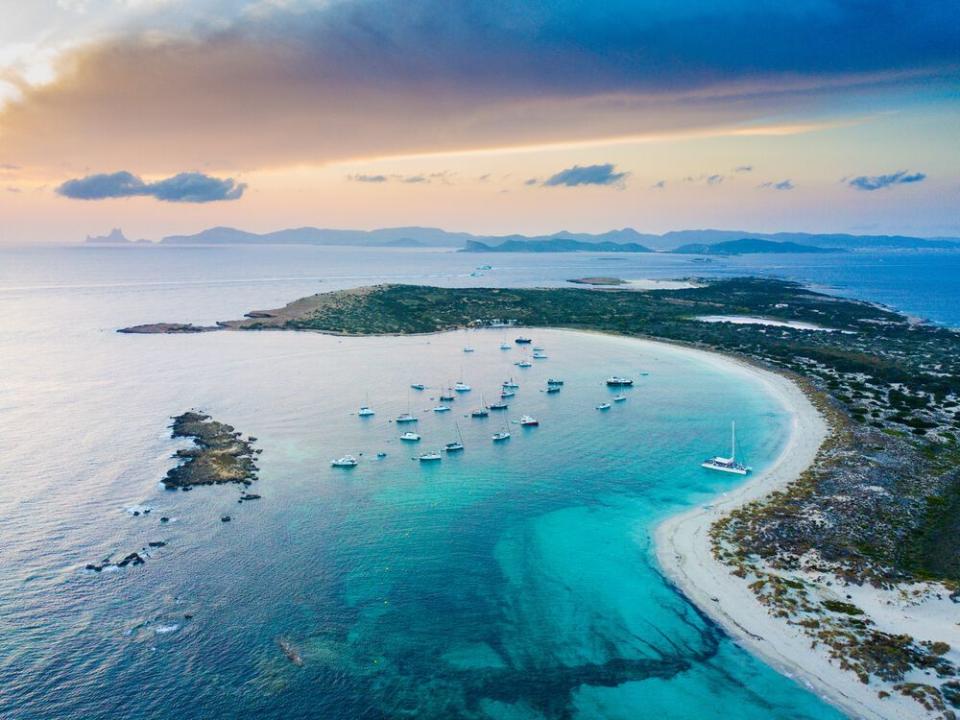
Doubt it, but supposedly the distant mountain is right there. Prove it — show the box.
[86,228,131,244]
[671,239,847,256]
[150,224,960,251]
[462,239,653,253]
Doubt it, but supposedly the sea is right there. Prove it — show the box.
[1,243,955,720]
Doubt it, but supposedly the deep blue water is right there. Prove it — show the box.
[2,244,952,719]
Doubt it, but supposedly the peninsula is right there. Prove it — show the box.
[120,279,960,718]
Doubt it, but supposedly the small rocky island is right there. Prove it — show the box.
[164,411,260,489]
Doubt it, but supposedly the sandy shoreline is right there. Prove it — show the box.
[653,352,916,720]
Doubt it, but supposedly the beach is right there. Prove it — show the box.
[654,354,955,720]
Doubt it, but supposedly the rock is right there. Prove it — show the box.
[116,552,145,567]
[148,541,167,548]
[160,516,170,523]
[221,515,231,522]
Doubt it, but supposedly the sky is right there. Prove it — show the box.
[0,0,958,243]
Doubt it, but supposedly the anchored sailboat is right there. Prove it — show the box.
[701,421,751,475]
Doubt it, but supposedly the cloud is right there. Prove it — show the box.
[349,173,388,183]
[1,1,957,171]
[651,180,666,189]
[56,170,246,202]
[0,163,20,170]
[734,165,753,173]
[847,170,926,191]
[347,171,451,184]
[542,163,628,188]
[760,179,795,190]
[683,173,725,185]
[524,178,539,186]
[6,186,21,193]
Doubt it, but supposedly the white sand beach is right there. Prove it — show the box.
[654,352,956,720]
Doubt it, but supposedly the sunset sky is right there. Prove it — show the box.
[1,0,958,243]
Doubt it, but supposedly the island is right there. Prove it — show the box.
[163,411,260,489]
[670,238,846,255]
[566,276,628,286]
[119,278,960,717]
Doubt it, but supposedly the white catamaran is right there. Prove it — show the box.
[701,421,751,475]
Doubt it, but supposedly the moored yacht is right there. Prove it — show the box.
[519,415,539,427]
[358,405,375,417]
[502,379,520,389]
[331,455,358,467]
[499,342,511,350]
[606,376,634,387]
[396,413,418,423]
[445,423,465,452]
[545,384,560,394]
[492,429,511,441]
[433,405,451,413]
[514,359,532,368]
[514,337,532,344]
[410,383,426,390]
[595,402,611,411]
[418,451,442,462]
[400,431,421,442]
[613,394,627,403]
[532,351,547,359]
[546,378,564,386]
[454,381,471,392]
[701,421,751,475]
[463,347,475,353]
[500,388,516,398]
[489,400,509,410]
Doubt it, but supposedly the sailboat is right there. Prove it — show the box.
[491,419,511,442]
[396,388,418,423]
[445,422,465,452]
[439,382,455,402]
[357,392,375,417]
[418,451,442,462]
[502,379,520,389]
[701,422,750,475]
[471,393,489,418]
[400,431,421,442]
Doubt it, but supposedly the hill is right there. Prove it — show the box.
[670,239,847,256]
[461,239,653,253]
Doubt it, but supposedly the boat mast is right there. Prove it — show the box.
[731,421,736,462]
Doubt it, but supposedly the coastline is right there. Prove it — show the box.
[653,354,920,720]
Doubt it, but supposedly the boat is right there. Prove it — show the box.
[489,401,509,410]
[545,385,561,394]
[445,423,465,452]
[400,431,421,442]
[471,394,489,418]
[500,388,516,398]
[606,377,634,387]
[410,383,426,390]
[477,264,493,271]
[418,451,442,462]
[439,391,455,402]
[596,402,611,411]
[396,413,418,423]
[519,415,539,427]
[499,343,511,350]
[376,451,387,458]
[546,378,564,386]
[701,421,751,475]
[532,351,547,359]
[514,359,532,368]
[433,405,451,413]
[532,346,544,352]
[331,455,358,467]
[514,337,532,344]
[502,379,519,389]
[491,429,511,442]
[454,382,471,392]
[613,394,627,403]
[463,347,475,353]
[358,405,375,417]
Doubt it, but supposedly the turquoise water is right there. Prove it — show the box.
[0,248,849,719]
